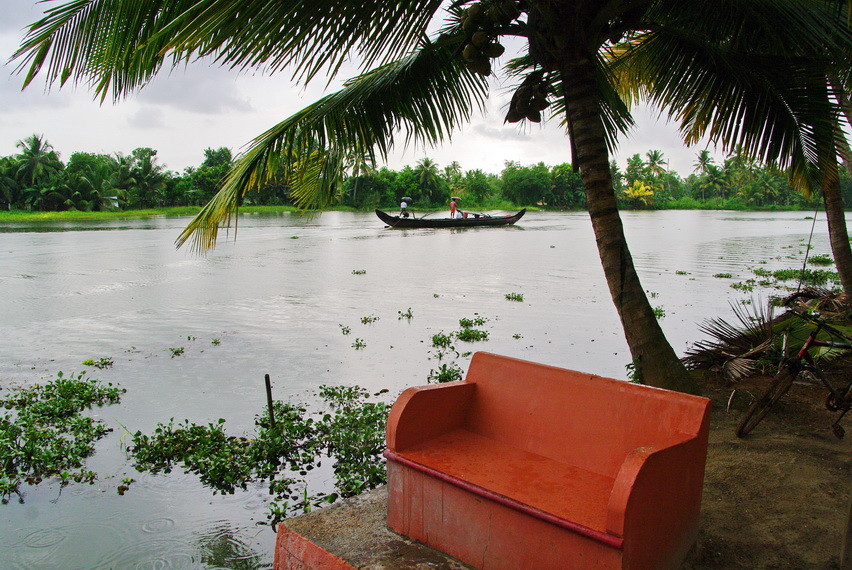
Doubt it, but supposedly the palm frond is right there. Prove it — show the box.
[176,37,488,252]
[12,0,446,100]
[611,0,852,192]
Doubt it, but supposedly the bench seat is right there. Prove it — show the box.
[397,428,615,533]
[385,352,711,569]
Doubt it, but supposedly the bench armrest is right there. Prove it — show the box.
[606,434,709,567]
[386,382,476,451]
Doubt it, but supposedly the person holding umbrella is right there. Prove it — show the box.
[400,196,412,218]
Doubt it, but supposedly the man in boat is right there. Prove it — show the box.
[450,197,465,219]
[400,196,412,218]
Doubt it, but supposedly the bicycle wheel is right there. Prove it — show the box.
[736,362,799,438]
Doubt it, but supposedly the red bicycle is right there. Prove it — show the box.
[736,309,852,439]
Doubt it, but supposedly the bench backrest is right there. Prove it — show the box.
[463,352,710,479]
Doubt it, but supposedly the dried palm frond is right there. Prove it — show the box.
[682,301,775,383]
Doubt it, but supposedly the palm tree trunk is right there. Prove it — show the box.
[560,59,696,393]
[822,161,852,297]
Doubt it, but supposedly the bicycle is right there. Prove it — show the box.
[735,308,852,439]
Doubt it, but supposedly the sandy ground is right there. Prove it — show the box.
[684,368,851,568]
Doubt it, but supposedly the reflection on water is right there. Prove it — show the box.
[0,210,840,567]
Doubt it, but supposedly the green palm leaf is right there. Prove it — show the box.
[12,0,446,100]
[175,36,488,252]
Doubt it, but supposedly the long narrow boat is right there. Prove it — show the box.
[376,209,525,229]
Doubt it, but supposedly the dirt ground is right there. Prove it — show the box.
[683,364,851,568]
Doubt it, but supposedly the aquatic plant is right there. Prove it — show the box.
[397,308,413,320]
[459,316,487,328]
[431,332,453,349]
[713,273,733,279]
[339,324,351,335]
[505,292,524,302]
[352,269,366,275]
[456,328,489,342]
[169,347,185,357]
[653,306,666,319]
[428,363,464,384]
[360,315,379,324]
[0,372,124,502]
[128,386,390,526]
[81,357,113,369]
[351,338,366,350]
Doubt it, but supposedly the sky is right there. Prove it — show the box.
[0,1,729,177]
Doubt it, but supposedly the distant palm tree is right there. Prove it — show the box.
[15,134,62,188]
[645,150,666,177]
[14,0,850,392]
[692,150,714,176]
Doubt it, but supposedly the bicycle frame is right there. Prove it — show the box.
[785,318,852,433]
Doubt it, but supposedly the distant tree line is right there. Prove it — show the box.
[2,134,849,212]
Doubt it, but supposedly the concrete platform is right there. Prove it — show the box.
[275,486,471,569]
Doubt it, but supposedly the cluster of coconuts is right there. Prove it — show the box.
[505,78,549,123]
[460,1,520,76]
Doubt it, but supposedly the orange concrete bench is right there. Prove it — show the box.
[385,352,711,569]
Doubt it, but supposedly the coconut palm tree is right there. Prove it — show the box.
[14,134,62,188]
[14,0,851,392]
[692,150,714,176]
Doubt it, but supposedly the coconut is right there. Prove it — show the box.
[482,42,505,58]
[471,31,490,48]
[505,108,525,123]
[468,59,491,76]
[462,43,482,61]
[530,96,550,111]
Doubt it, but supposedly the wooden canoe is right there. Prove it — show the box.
[376,209,525,229]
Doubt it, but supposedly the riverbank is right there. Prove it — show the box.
[0,201,822,224]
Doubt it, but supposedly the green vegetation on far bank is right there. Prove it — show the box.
[3,135,850,220]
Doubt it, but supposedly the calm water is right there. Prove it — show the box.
[0,209,834,568]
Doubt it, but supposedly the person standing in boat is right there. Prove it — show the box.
[400,196,412,218]
[450,197,464,218]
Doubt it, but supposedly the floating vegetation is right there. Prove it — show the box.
[339,324,351,335]
[427,363,464,384]
[81,357,113,369]
[187,336,197,341]
[512,333,523,339]
[169,347,185,358]
[459,316,487,328]
[211,338,221,346]
[653,306,666,319]
[731,281,756,292]
[456,328,489,342]
[128,386,389,526]
[397,308,413,320]
[505,292,524,302]
[360,315,379,324]
[648,291,659,298]
[676,270,690,275]
[713,273,733,279]
[351,338,366,350]
[352,269,366,275]
[431,332,453,349]
[0,372,125,502]
[808,254,833,266]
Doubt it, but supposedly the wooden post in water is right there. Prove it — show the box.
[265,373,276,429]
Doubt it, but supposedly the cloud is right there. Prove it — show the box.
[127,107,166,129]
[471,122,532,142]
[135,64,253,115]
[0,2,41,33]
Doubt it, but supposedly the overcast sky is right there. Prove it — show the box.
[1,1,728,177]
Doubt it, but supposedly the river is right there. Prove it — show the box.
[0,209,835,568]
